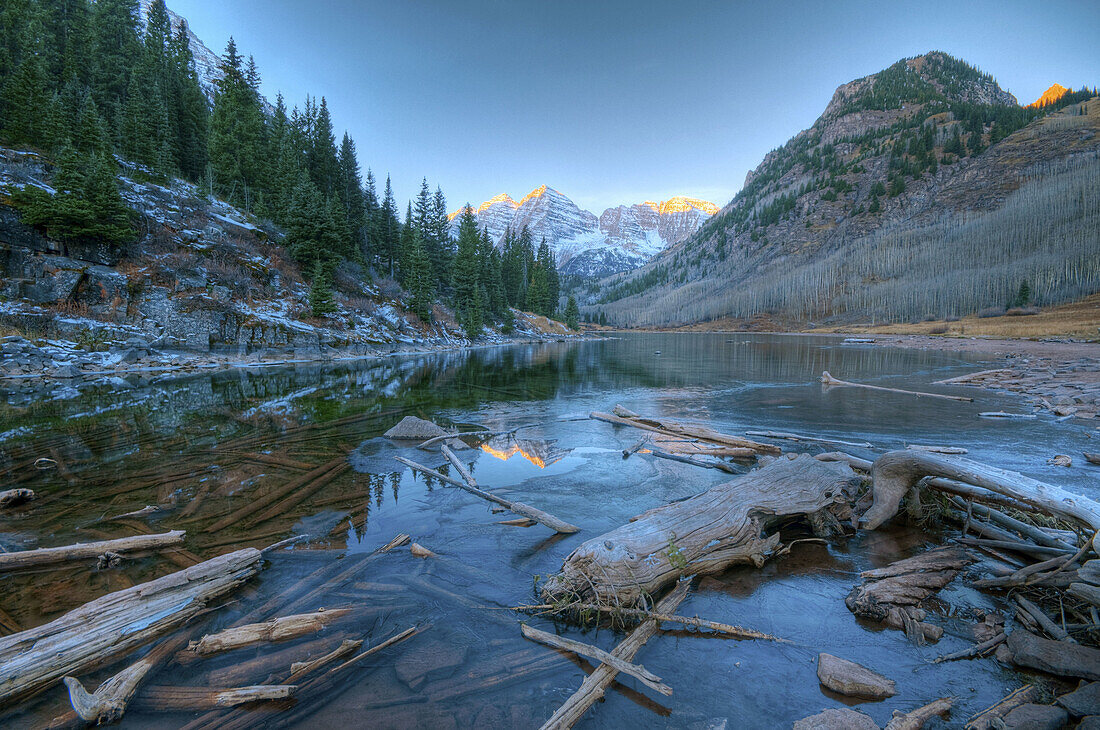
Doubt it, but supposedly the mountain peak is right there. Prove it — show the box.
[519,185,552,205]
[477,193,517,212]
[1027,83,1069,108]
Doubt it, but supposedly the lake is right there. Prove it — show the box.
[1,333,1095,728]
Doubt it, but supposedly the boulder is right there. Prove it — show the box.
[1078,716,1100,730]
[384,416,447,441]
[793,707,878,730]
[816,653,896,700]
[1007,629,1100,680]
[1000,703,1067,730]
[1057,682,1100,717]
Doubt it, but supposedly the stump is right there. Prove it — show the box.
[542,455,858,607]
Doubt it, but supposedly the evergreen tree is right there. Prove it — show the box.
[378,175,399,276]
[362,168,378,262]
[429,185,452,287]
[564,295,579,330]
[209,37,268,209]
[168,19,209,180]
[526,264,549,317]
[500,228,525,307]
[309,260,336,316]
[0,9,51,146]
[308,96,339,196]
[451,205,482,327]
[90,0,141,140]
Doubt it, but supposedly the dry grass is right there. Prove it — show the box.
[839,292,1100,339]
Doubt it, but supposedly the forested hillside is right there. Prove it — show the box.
[590,52,1099,327]
[0,0,567,340]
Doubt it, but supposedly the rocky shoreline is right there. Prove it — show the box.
[862,334,1100,420]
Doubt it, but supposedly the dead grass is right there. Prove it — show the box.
[840,292,1100,339]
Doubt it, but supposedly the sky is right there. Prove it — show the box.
[168,0,1099,214]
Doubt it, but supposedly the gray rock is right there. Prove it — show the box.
[1078,716,1100,730]
[816,653,896,699]
[50,364,78,379]
[384,416,447,441]
[1057,682,1100,717]
[115,348,144,364]
[792,707,878,730]
[1008,629,1100,680]
[1000,703,1066,730]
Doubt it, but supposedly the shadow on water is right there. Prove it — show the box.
[0,334,1095,727]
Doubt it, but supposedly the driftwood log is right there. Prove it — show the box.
[590,409,779,454]
[130,684,296,711]
[185,609,352,657]
[520,624,672,696]
[0,530,185,571]
[862,451,1100,549]
[0,547,262,706]
[0,488,34,509]
[821,371,974,402]
[543,454,858,607]
[540,580,690,729]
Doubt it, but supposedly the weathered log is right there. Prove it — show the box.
[747,430,873,448]
[907,444,968,454]
[130,684,295,711]
[590,410,780,454]
[540,580,690,729]
[884,697,954,730]
[0,530,185,571]
[289,638,363,676]
[185,609,352,657]
[1006,629,1100,680]
[933,369,1013,385]
[1070,582,1100,608]
[203,634,351,686]
[815,451,873,471]
[395,455,578,533]
[821,371,973,401]
[862,451,1100,550]
[0,488,34,508]
[947,496,1077,551]
[543,454,858,607]
[648,448,739,473]
[0,548,262,705]
[513,603,783,641]
[933,632,1006,663]
[956,537,1072,558]
[964,685,1039,730]
[1015,595,1074,643]
[520,624,672,696]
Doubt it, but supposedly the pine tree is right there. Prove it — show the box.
[309,260,336,316]
[1,9,51,146]
[337,132,366,255]
[526,264,549,317]
[429,186,452,287]
[209,37,268,209]
[362,168,378,262]
[308,97,339,196]
[90,0,141,140]
[451,205,481,324]
[168,19,209,181]
[378,175,399,276]
[564,295,579,330]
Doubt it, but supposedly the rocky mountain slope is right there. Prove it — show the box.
[451,186,717,278]
[139,0,225,102]
[593,52,1099,327]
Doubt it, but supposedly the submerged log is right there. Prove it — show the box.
[520,624,672,696]
[395,455,578,533]
[543,454,858,607]
[130,684,295,711]
[862,451,1100,549]
[746,430,873,448]
[186,609,352,657]
[590,410,779,454]
[513,602,783,641]
[0,530,185,571]
[540,580,690,729]
[0,488,34,509]
[821,371,974,402]
[0,548,262,706]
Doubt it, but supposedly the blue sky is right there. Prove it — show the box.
[168,0,1099,213]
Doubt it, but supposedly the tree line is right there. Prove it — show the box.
[0,0,572,333]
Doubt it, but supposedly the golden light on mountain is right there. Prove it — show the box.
[479,442,548,469]
[1027,83,1069,108]
[518,184,550,206]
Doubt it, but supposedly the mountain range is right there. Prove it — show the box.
[449,187,718,278]
[591,53,1098,327]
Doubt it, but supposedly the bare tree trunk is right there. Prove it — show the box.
[543,455,858,607]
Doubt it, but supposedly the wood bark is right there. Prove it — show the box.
[821,371,974,401]
[746,430,873,448]
[0,488,34,509]
[0,530,185,571]
[543,454,858,607]
[185,609,352,657]
[964,685,1039,730]
[884,698,954,730]
[520,623,672,696]
[0,547,262,706]
[540,580,690,730]
[862,451,1100,550]
[130,684,295,710]
[395,455,579,533]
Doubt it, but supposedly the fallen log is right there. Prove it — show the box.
[947,496,1077,551]
[978,411,1037,419]
[590,410,779,454]
[0,530,185,571]
[1015,595,1074,643]
[395,455,578,534]
[129,684,295,711]
[409,542,436,558]
[202,634,352,686]
[512,603,783,641]
[0,548,262,706]
[934,369,1013,385]
[964,685,1039,730]
[185,609,352,657]
[648,448,739,473]
[540,580,690,729]
[884,698,954,730]
[746,430,874,448]
[861,451,1100,551]
[821,371,973,402]
[933,632,1006,663]
[0,488,34,509]
[1069,582,1100,608]
[542,454,858,607]
[520,624,672,696]
[204,456,348,533]
[815,451,873,472]
[907,445,968,454]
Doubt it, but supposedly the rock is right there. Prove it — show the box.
[384,416,447,441]
[793,707,878,730]
[1078,716,1100,730]
[393,638,467,690]
[1007,629,1100,680]
[1058,682,1100,716]
[50,363,78,379]
[1047,454,1072,466]
[1000,703,1067,730]
[816,653,896,699]
[114,348,144,365]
